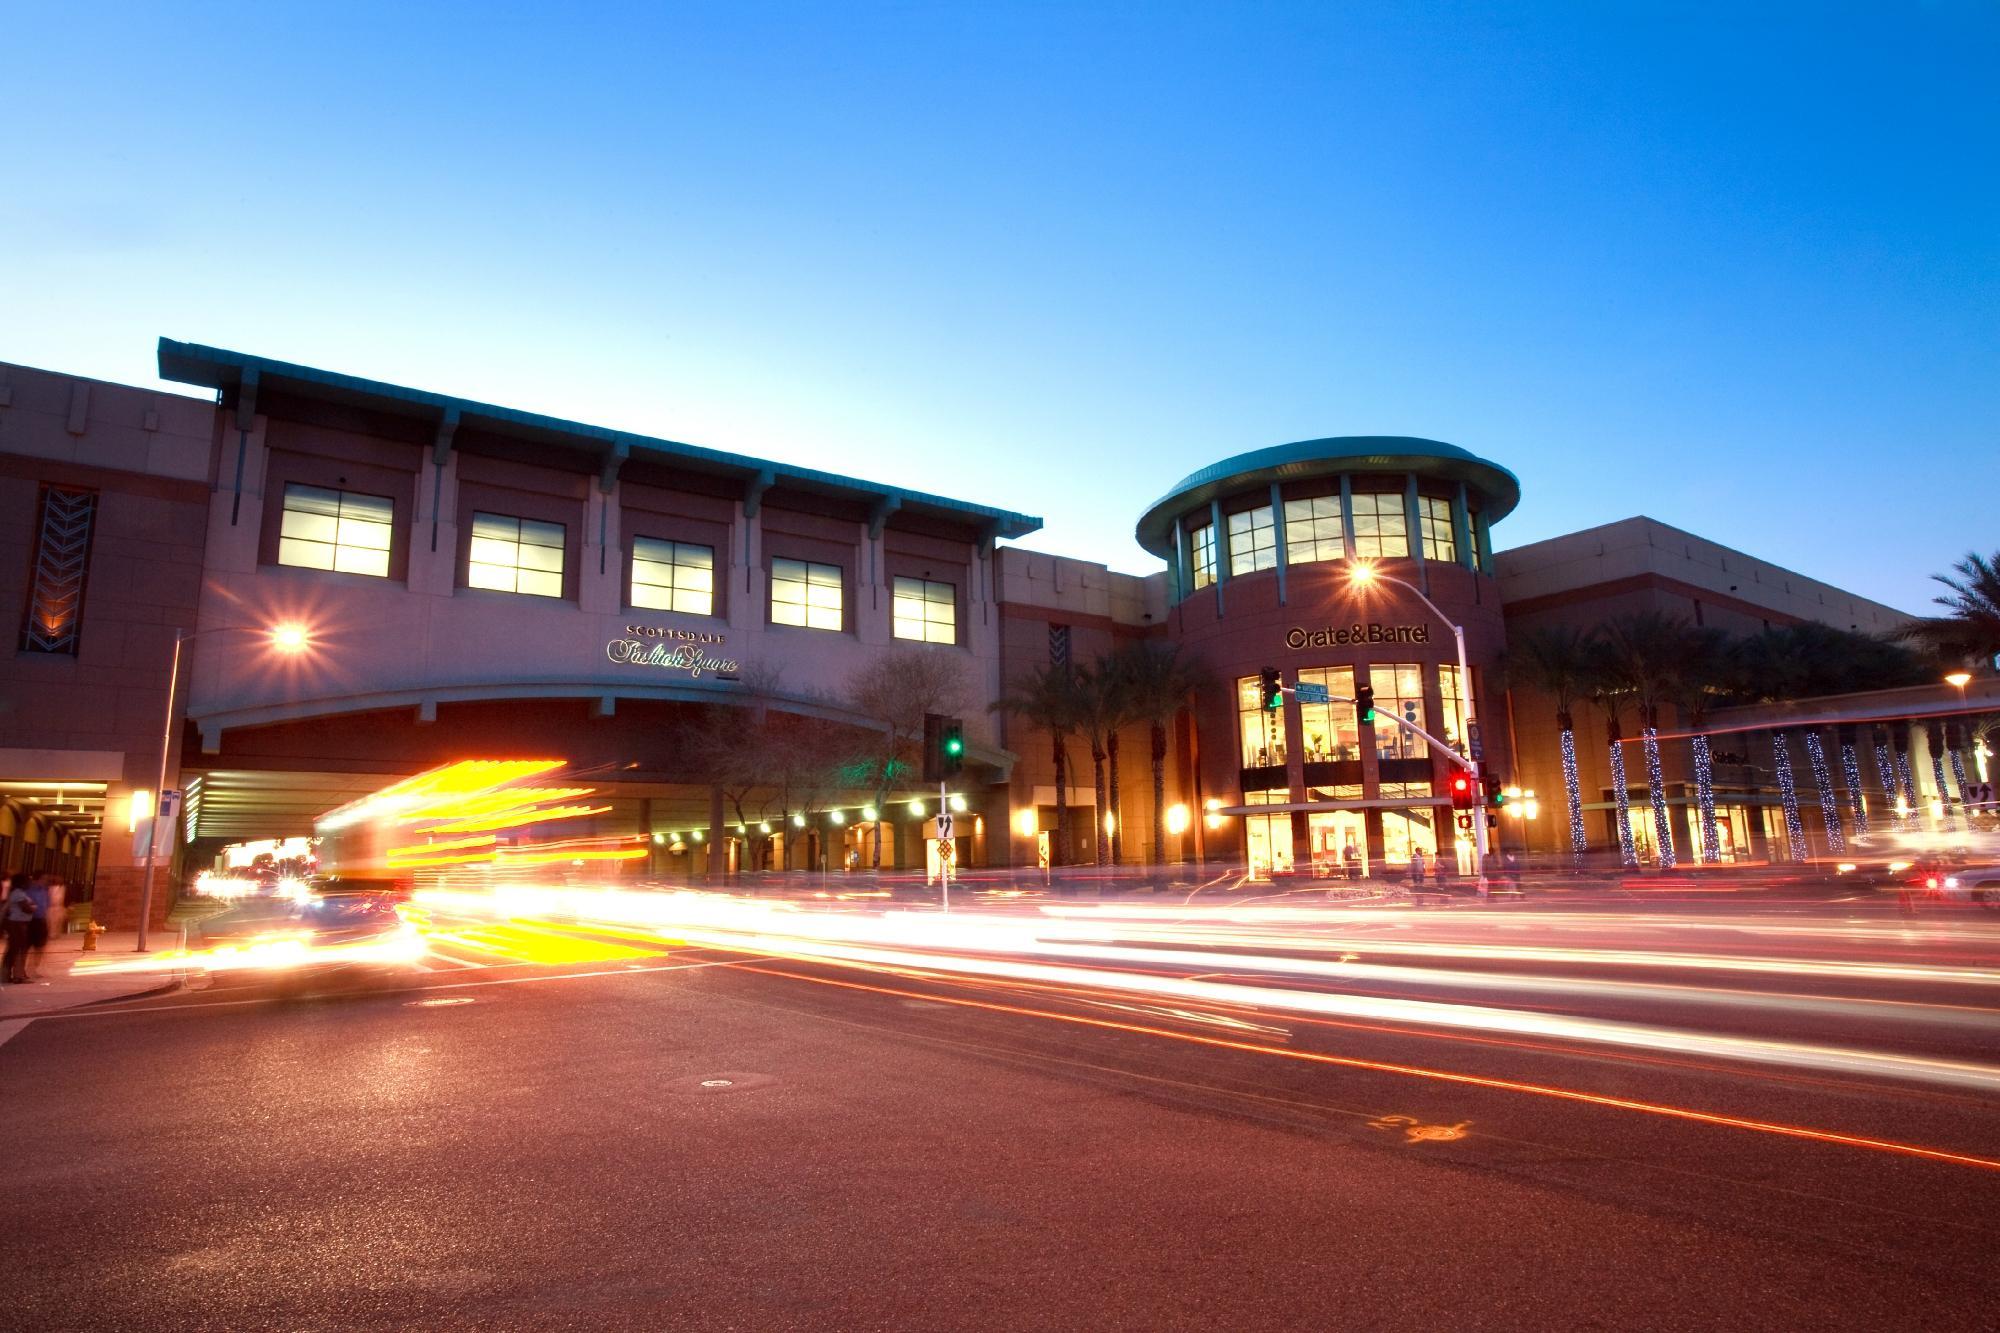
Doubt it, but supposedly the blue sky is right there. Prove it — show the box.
[5,2,1993,612]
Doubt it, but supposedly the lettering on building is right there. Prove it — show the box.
[1285,623,1431,650]
[607,628,740,678]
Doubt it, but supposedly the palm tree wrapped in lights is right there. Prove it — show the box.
[1669,627,1729,864]
[1872,728,1901,829]
[1837,724,1870,838]
[1586,655,1638,869]
[1505,626,1596,869]
[1597,613,1686,869]
[1769,729,1809,860]
[1926,724,1957,832]
[1801,728,1845,854]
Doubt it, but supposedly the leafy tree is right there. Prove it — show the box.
[844,650,970,869]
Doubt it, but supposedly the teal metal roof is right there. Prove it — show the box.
[157,339,1042,540]
[1134,436,1520,557]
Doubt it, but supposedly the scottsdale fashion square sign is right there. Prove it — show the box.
[605,624,740,678]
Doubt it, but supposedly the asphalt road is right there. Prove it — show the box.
[6,893,1998,1331]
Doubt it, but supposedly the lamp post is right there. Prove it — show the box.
[1348,563,1487,878]
[134,622,311,951]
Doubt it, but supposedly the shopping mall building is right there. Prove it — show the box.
[1,340,1991,925]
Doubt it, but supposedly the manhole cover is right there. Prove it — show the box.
[664,1072,775,1096]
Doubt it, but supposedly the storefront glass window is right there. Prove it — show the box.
[1370,664,1427,759]
[1418,496,1457,563]
[1227,505,1277,576]
[1243,790,1294,879]
[1350,492,1409,559]
[468,512,564,597]
[1283,496,1345,565]
[772,558,843,631]
[1381,803,1440,869]
[1237,675,1286,768]
[278,483,392,577]
[631,538,714,615]
[1295,667,1359,761]
[1306,806,1367,879]
[1190,524,1216,589]
[891,577,956,643]
[1437,664,1468,756]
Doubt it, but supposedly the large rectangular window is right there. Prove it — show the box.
[1238,675,1286,768]
[892,577,956,643]
[631,538,714,615]
[1370,663,1427,759]
[278,484,392,577]
[468,512,565,597]
[1190,524,1217,589]
[1284,496,1345,565]
[1227,505,1277,576]
[1295,666,1359,762]
[1418,496,1457,563]
[772,558,842,631]
[1350,492,1409,560]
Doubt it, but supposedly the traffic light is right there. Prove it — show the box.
[941,717,964,778]
[1482,774,1505,807]
[1449,772,1476,810]
[1355,682,1375,724]
[1259,667,1282,711]
[922,713,964,782]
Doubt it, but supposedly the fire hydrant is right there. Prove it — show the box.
[82,921,106,952]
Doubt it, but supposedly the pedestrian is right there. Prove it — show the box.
[1342,836,1361,881]
[25,872,54,978]
[3,873,37,984]
[1407,846,1427,891]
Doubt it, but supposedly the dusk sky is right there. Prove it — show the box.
[5,2,1993,613]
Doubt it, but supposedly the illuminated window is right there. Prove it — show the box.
[1238,675,1285,768]
[1350,492,1409,560]
[1190,524,1217,589]
[278,484,392,577]
[19,485,97,655]
[892,577,956,644]
[1295,666,1359,762]
[1418,496,1457,563]
[1242,788,1294,879]
[1227,505,1277,576]
[1284,496,1345,565]
[1437,663,1468,755]
[772,558,842,631]
[468,512,565,597]
[631,538,714,615]
[1370,663,1427,759]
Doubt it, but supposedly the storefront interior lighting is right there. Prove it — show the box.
[128,788,151,833]
[1165,803,1190,835]
[1013,808,1038,837]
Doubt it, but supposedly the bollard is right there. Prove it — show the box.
[82,920,105,952]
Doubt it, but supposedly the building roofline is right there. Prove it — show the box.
[1133,436,1520,558]
[156,338,1043,540]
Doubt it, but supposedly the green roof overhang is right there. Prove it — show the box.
[158,339,1042,541]
[1134,436,1520,558]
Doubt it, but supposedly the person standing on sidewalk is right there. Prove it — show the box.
[24,872,54,978]
[3,874,37,984]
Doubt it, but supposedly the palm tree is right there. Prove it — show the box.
[1670,627,1731,864]
[1071,660,1122,866]
[1505,625,1596,868]
[1597,612,1690,868]
[1899,550,2000,665]
[1110,642,1208,866]
[1584,645,1639,869]
[991,664,1083,868]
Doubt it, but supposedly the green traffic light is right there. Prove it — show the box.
[946,738,963,754]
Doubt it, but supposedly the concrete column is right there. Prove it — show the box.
[1339,475,1357,560]
[1209,498,1227,613]
[1269,481,1288,605]
[1404,474,1427,596]
[579,482,621,615]
[1451,482,1473,571]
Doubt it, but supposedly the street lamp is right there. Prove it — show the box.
[135,622,313,951]
[1347,562,1487,877]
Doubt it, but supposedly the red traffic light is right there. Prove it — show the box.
[1449,773,1476,810]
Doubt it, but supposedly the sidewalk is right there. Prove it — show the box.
[0,929,184,1019]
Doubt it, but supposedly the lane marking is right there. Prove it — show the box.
[27,953,771,1020]
[0,1018,31,1050]
[736,962,2000,1174]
